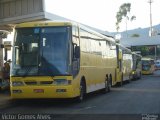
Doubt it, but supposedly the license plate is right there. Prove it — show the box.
[33,89,44,93]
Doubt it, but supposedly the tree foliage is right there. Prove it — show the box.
[116,3,136,32]
[131,33,140,37]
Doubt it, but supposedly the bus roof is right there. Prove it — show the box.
[132,52,142,57]
[117,43,132,53]
[15,20,116,43]
[15,21,73,28]
[142,58,154,61]
[79,23,116,43]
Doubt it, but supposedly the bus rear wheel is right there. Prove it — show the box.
[102,76,111,93]
[138,72,142,79]
[120,73,123,86]
[108,76,112,91]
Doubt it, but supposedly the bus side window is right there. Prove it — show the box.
[72,26,79,45]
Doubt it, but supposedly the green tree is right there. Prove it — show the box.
[116,3,136,32]
[131,33,140,37]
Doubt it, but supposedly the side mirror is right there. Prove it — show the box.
[4,48,7,61]
[0,44,4,48]
[75,46,80,58]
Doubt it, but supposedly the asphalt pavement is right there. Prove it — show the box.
[0,71,160,120]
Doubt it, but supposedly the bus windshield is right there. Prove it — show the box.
[142,60,151,65]
[142,60,151,71]
[11,26,71,76]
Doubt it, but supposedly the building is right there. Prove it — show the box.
[0,0,113,70]
[115,25,160,60]
[0,0,69,70]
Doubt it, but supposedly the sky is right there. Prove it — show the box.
[45,0,160,32]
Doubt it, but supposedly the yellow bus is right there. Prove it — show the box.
[132,52,142,80]
[121,46,133,83]
[142,58,155,75]
[114,44,133,85]
[104,43,132,86]
[10,21,118,101]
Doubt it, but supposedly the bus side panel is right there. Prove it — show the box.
[122,54,133,81]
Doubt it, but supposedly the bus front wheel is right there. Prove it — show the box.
[77,80,86,102]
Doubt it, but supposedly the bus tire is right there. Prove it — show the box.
[102,75,110,93]
[108,75,112,92]
[127,73,132,83]
[120,73,123,86]
[139,72,142,79]
[76,79,86,102]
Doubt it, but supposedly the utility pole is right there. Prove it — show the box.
[148,0,153,37]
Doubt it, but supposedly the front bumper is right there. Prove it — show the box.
[11,85,79,99]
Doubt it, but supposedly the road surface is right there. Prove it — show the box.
[0,71,160,120]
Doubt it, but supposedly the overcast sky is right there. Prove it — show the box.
[45,0,160,32]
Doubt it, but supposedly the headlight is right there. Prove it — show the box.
[12,81,24,86]
[53,79,71,85]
